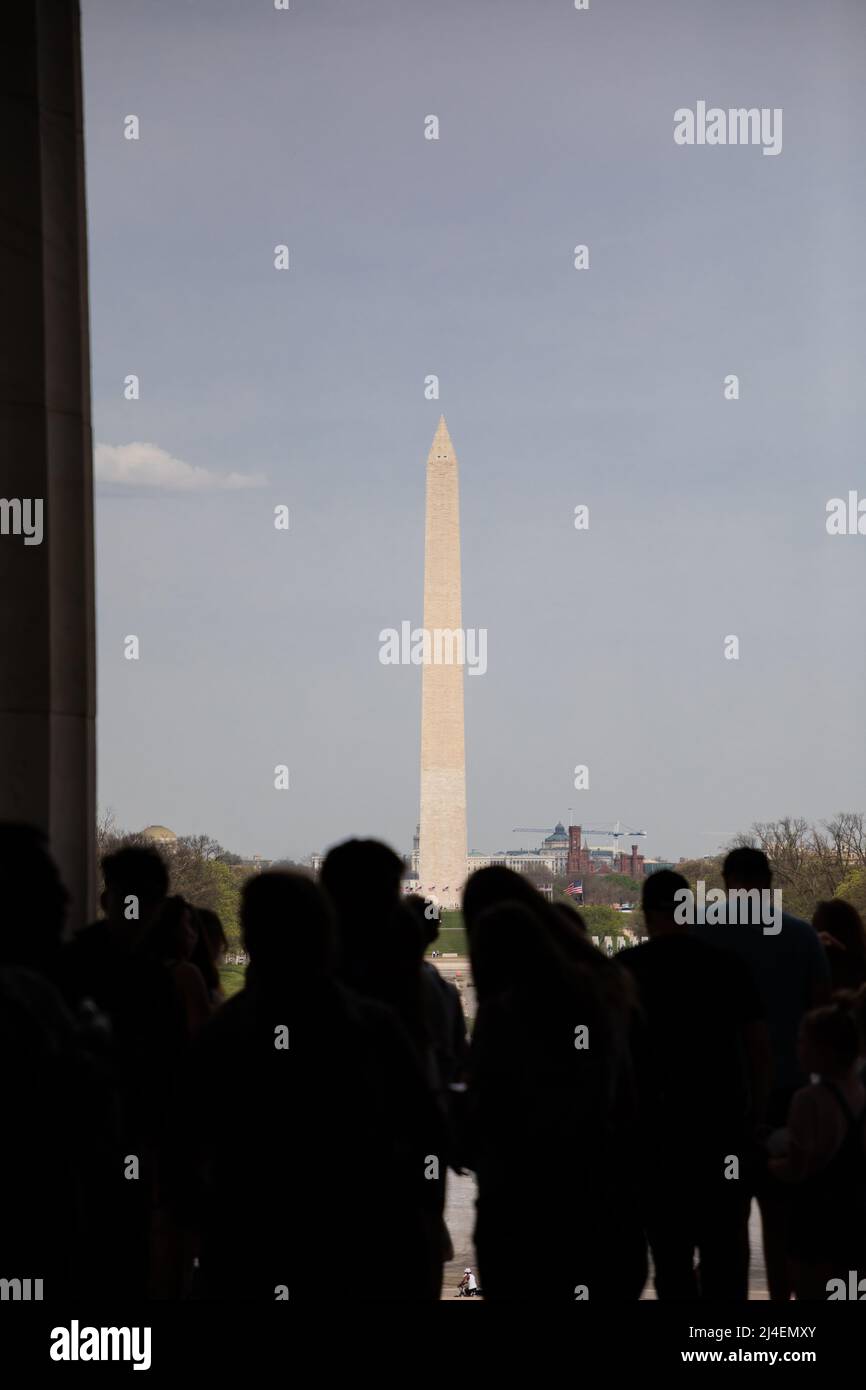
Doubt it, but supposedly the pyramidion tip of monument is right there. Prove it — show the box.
[430,414,455,461]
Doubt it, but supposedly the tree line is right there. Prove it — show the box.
[676,812,866,923]
[95,811,306,952]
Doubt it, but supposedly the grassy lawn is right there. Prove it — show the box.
[219,964,247,999]
[426,910,467,957]
[429,925,468,956]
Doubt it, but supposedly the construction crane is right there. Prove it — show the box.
[583,821,647,843]
[512,821,647,841]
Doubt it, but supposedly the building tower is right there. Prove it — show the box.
[418,417,467,909]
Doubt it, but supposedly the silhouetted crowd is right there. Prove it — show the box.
[2,825,866,1301]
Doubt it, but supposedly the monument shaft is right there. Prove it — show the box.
[419,418,467,909]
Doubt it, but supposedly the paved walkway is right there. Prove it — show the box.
[441,1172,769,1299]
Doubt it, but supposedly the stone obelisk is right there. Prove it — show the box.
[419,417,467,910]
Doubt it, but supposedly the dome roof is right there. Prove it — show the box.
[141,824,177,841]
[544,822,568,842]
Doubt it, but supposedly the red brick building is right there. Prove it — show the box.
[566,826,645,879]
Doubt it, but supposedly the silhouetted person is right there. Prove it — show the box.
[465,866,605,980]
[0,823,69,983]
[463,863,548,929]
[64,847,185,1131]
[692,847,830,1300]
[176,871,446,1299]
[405,894,469,1091]
[321,839,441,1062]
[63,845,186,1298]
[813,900,866,993]
[196,906,229,1002]
[320,838,404,985]
[465,875,645,1301]
[618,871,769,1299]
[770,1002,866,1299]
[465,867,637,1093]
[145,895,213,1038]
[0,968,94,1298]
[693,849,831,1120]
[0,828,118,1299]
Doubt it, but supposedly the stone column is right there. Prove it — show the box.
[0,0,96,927]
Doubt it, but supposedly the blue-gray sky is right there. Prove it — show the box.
[82,0,866,864]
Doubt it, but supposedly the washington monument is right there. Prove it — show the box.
[419,417,467,909]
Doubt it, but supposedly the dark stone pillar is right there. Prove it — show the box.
[0,0,96,927]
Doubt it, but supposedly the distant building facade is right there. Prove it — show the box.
[311,821,670,899]
[464,822,568,881]
[566,826,646,879]
[643,858,676,876]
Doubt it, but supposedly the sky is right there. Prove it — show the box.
[81,0,866,865]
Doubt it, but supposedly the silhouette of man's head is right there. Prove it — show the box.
[462,866,543,933]
[0,823,69,969]
[470,901,542,1002]
[101,845,169,931]
[641,870,690,936]
[723,847,772,892]
[320,839,404,923]
[242,871,335,983]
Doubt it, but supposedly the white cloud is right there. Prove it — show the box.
[95,442,267,492]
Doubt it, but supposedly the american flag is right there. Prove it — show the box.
[567,880,584,898]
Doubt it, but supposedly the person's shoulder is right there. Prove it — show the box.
[690,921,733,944]
[781,911,813,932]
[781,913,830,967]
[65,920,110,957]
[615,941,648,969]
[683,931,761,994]
[685,930,743,962]
[194,988,252,1050]
[346,984,410,1039]
[692,920,759,959]
[780,912,819,944]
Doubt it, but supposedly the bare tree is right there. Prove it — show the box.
[731,814,866,919]
[95,806,119,859]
